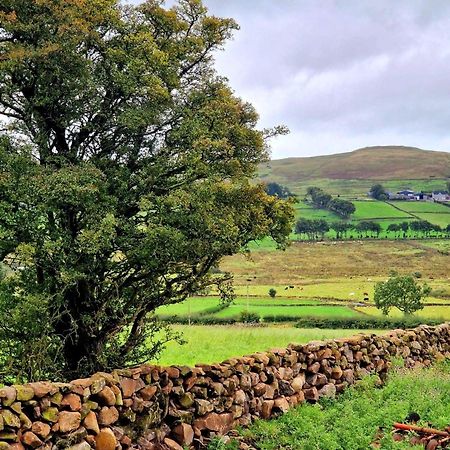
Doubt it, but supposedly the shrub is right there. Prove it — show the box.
[240,311,261,324]
[268,288,277,298]
[293,316,444,329]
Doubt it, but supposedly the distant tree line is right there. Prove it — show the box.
[295,218,450,241]
[306,187,355,219]
[265,182,295,199]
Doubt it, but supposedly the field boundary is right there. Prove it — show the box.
[0,324,448,449]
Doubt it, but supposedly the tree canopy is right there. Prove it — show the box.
[369,184,388,200]
[374,275,430,316]
[0,0,293,381]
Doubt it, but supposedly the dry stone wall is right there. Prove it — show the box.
[0,324,449,450]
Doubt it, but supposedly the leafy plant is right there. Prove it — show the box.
[374,275,431,316]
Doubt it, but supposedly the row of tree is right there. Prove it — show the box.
[296,218,450,240]
[306,187,356,218]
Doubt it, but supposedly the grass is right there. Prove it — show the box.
[358,305,450,320]
[222,240,450,283]
[352,200,411,220]
[215,362,450,450]
[152,325,380,367]
[214,304,361,319]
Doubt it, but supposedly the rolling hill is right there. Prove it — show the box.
[260,146,450,196]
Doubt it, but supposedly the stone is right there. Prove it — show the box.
[254,383,267,396]
[172,423,194,446]
[234,390,246,405]
[19,412,32,429]
[95,429,117,450]
[1,410,21,428]
[67,441,92,450]
[139,385,157,401]
[31,421,51,439]
[331,366,343,380]
[164,438,183,450]
[22,431,43,448]
[58,411,81,433]
[179,392,194,408]
[291,374,305,393]
[195,399,213,415]
[273,397,290,413]
[303,387,319,402]
[97,386,116,406]
[14,385,34,401]
[0,387,16,406]
[61,393,82,411]
[42,407,59,423]
[203,412,234,433]
[120,378,137,398]
[98,406,119,426]
[307,362,321,373]
[261,400,274,419]
[319,383,336,399]
[28,382,57,398]
[83,411,100,434]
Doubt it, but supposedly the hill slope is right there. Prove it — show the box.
[261,146,450,182]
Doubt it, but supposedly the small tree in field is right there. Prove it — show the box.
[374,275,431,316]
[268,288,277,298]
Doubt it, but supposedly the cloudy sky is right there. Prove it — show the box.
[133,0,450,159]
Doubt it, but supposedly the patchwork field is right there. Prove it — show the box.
[152,231,450,378]
[293,199,450,240]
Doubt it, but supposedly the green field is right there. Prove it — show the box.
[292,199,450,241]
[352,200,411,220]
[214,362,450,450]
[358,305,450,320]
[152,325,380,366]
[215,304,361,319]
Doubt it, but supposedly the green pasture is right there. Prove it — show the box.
[152,325,380,366]
[357,305,450,320]
[232,281,377,301]
[414,213,450,227]
[276,178,446,198]
[215,304,361,319]
[352,200,411,220]
[389,201,450,213]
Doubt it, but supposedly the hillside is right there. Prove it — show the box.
[260,146,450,195]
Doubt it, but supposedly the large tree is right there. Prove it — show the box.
[0,0,293,381]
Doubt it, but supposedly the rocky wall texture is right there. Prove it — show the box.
[0,324,449,450]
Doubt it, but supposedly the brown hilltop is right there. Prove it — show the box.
[262,146,450,181]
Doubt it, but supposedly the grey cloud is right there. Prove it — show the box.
[129,0,450,158]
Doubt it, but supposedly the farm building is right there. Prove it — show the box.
[387,190,430,201]
[432,191,450,202]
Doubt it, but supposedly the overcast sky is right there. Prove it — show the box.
[131,0,450,159]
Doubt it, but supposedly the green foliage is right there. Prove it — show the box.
[370,183,388,200]
[217,363,450,450]
[268,288,277,298]
[0,0,294,380]
[327,198,356,218]
[295,218,329,240]
[239,311,261,324]
[265,182,294,199]
[374,275,431,316]
[294,316,443,329]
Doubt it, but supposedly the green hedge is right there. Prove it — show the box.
[158,315,237,325]
[294,316,445,329]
